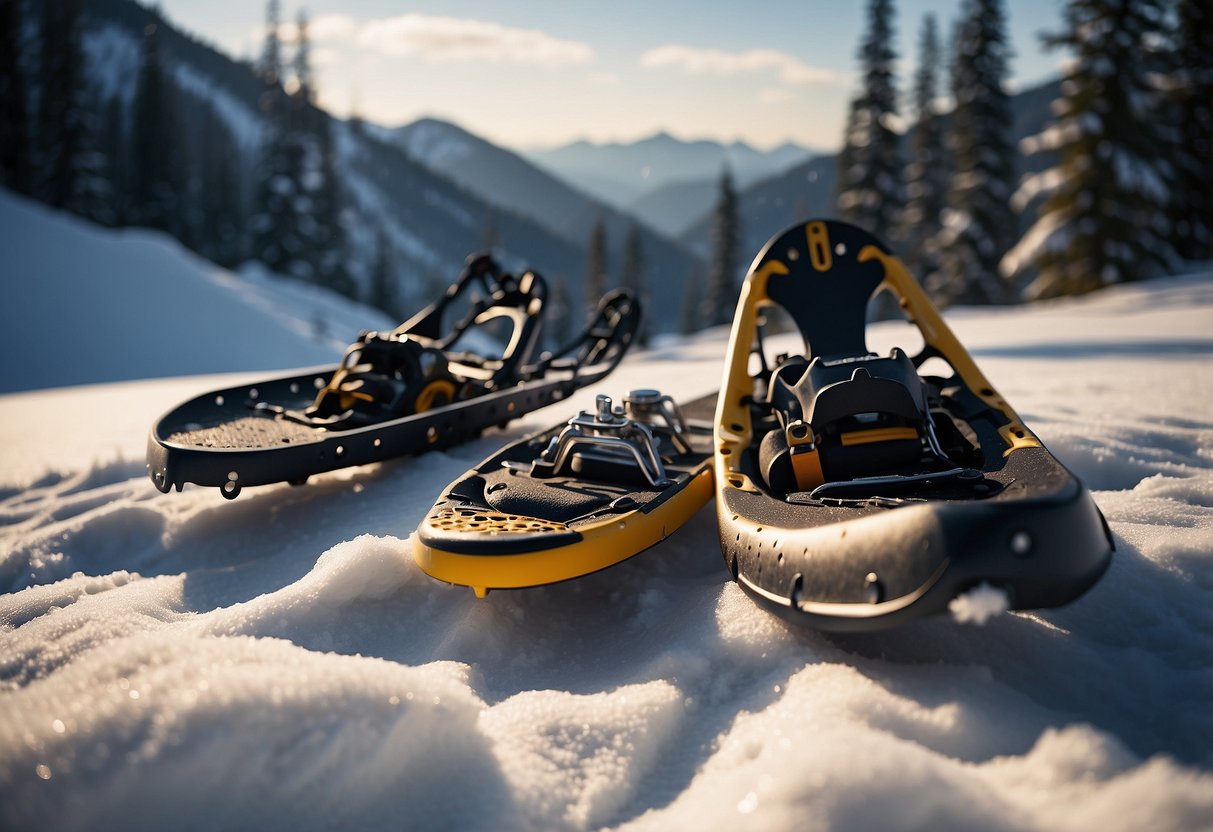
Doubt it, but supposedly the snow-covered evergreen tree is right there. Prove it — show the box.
[547,278,573,348]
[1170,0,1212,262]
[585,220,608,315]
[619,224,649,346]
[250,0,303,279]
[98,96,128,224]
[251,6,352,296]
[367,227,399,318]
[679,267,701,335]
[195,100,244,268]
[1003,0,1176,298]
[35,0,112,223]
[898,14,948,287]
[130,22,183,234]
[837,0,903,240]
[703,166,740,327]
[480,209,501,252]
[0,0,31,194]
[292,11,354,298]
[934,0,1016,304]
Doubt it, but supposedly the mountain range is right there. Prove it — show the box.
[524,132,816,209]
[381,117,705,320]
[678,78,1063,261]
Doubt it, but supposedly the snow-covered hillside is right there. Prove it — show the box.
[0,190,394,394]
[1,263,1211,830]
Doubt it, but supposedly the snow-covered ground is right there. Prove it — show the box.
[0,191,394,394]
[1,198,1211,829]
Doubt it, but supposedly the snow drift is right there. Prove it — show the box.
[0,190,393,394]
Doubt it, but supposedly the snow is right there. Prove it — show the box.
[2,199,1212,829]
[81,24,141,107]
[0,190,394,393]
[948,583,1011,625]
[396,120,474,169]
[172,63,265,155]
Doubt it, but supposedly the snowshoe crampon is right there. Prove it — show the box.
[715,220,1113,631]
[414,389,716,597]
[147,255,641,499]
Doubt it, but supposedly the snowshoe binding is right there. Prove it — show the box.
[414,388,717,597]
[147,254,641,499]
[715,220,1113,631]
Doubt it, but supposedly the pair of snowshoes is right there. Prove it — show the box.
[147,254,641,499]
[414,221,1112,632]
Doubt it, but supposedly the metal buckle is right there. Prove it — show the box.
[505,389,690,487]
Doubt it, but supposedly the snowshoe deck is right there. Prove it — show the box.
[414,389,717,597]
[715,220,1113,631]
[147,256,640,498]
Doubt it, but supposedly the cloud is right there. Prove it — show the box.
[261,14,357,46]
[310,14,359,42]
[311,47,341,68]
[255,13,592,66]
[759,87,795,103]
[356,14,593,65]
[588,72,621,86]
[640,45,847,86]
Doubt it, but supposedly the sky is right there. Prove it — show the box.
[154,0,1066,152]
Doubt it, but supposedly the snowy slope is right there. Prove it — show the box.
[0,190,394,393]
[1,274,1212,830]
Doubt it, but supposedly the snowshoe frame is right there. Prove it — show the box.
[147,256,641,499]
[714,220,1113,631]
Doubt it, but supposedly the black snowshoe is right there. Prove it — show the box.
[714,220,1113,631]
[147,254,641,499]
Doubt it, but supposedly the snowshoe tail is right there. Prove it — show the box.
[147,255,642,499]
[414,389,717,597]
[715,220,1113,631]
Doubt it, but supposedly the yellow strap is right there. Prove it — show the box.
[415,379,457,412]
[790,448,825,490]
[839,426,920,447]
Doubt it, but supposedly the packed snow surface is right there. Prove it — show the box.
[1,203,1211,829]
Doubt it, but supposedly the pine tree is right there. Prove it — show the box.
[305,105,354,297]
[251,7,353,296]
[547,278,573,348]
[294,10,354,296]
[1171,0,1212,262]
[130,22,181,233]
[99,96,127,224]
[1002,0,1176,298]
[837,0,903,240]
[898,13,948,287]
[35,0,111,222]
[368,227,398,317]
[0,0,31,194]
[481,208,501,252]
[679,267,701,335]
[250,0,300,277]
[585,219,607,315]
[703,166,740,327]
[619,224,649,345]
[196,101,245,267]
[933,0,1016,304]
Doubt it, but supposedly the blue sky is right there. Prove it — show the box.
[155,0,1065,151]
